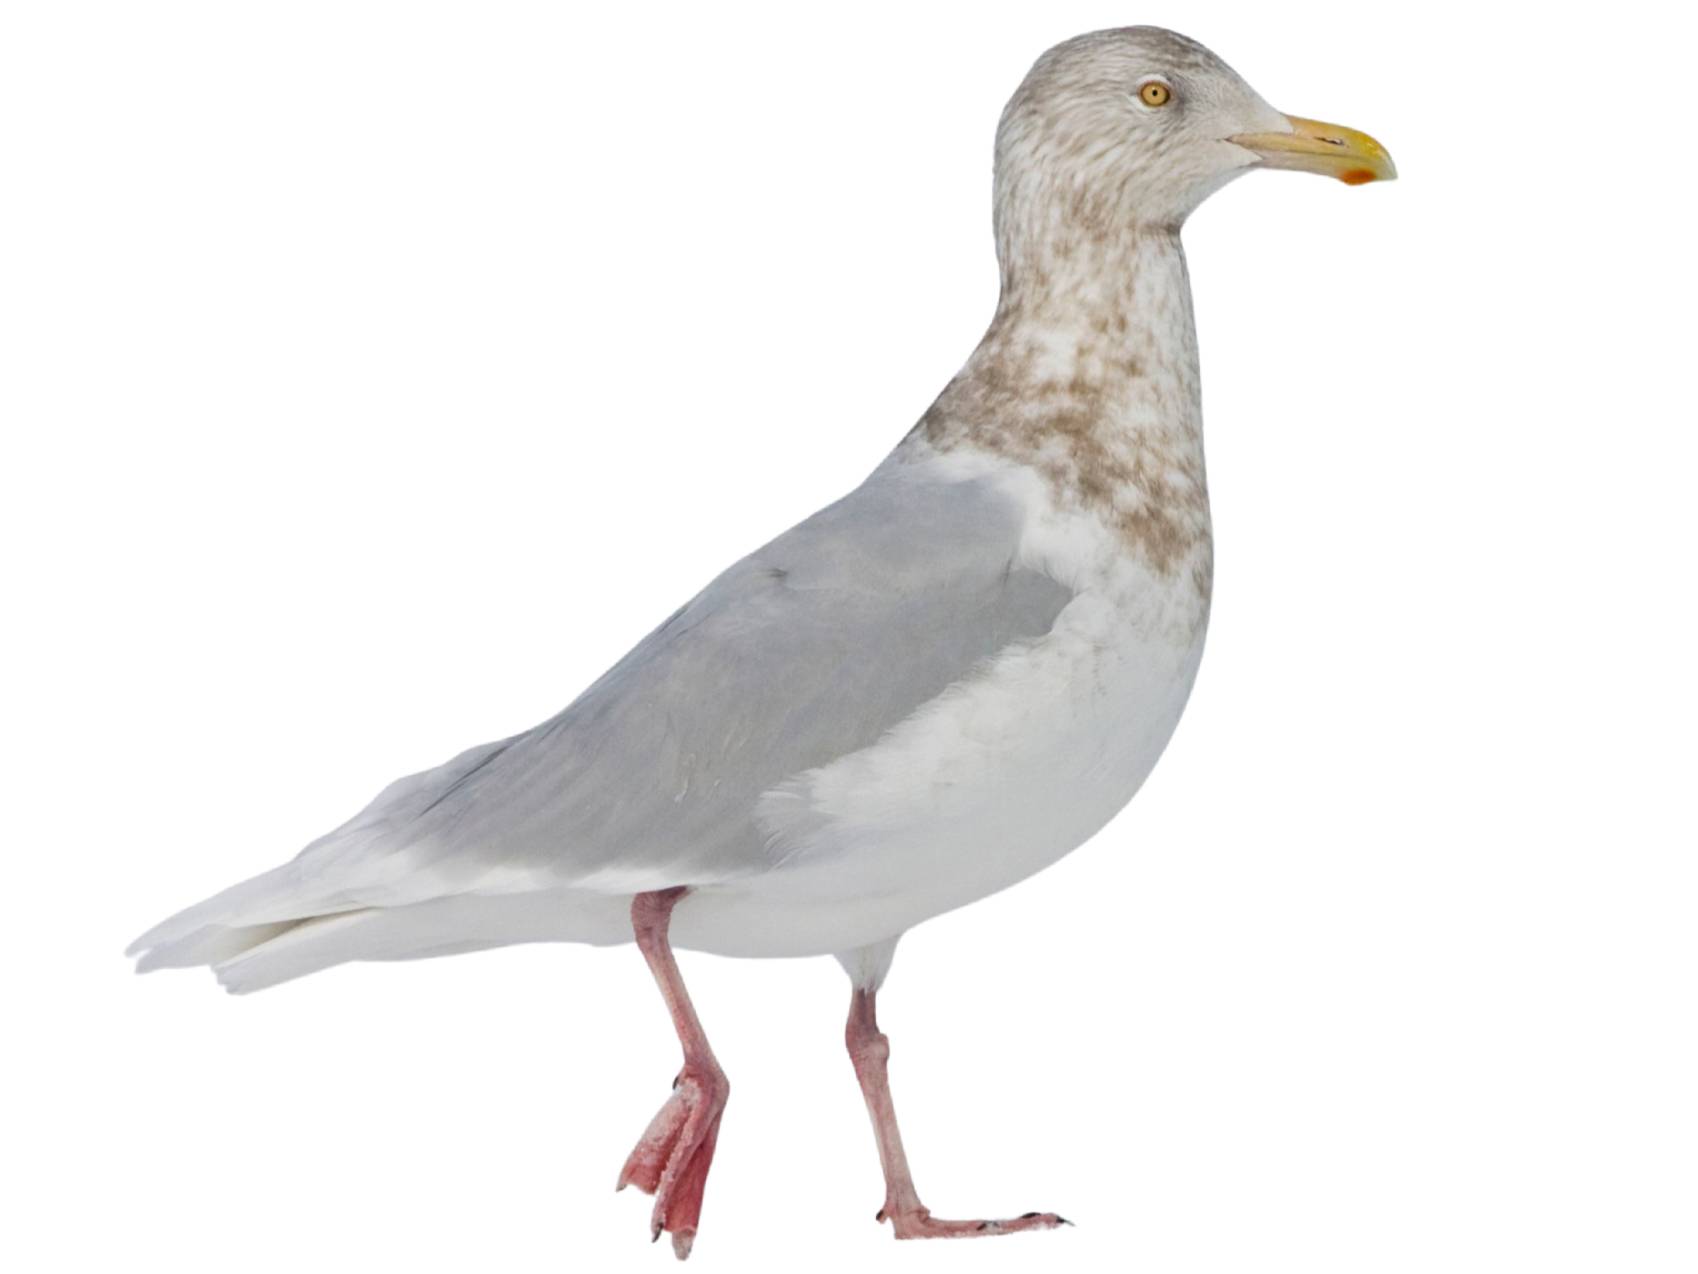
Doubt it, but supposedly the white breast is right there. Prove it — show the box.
[676,448,1211,959]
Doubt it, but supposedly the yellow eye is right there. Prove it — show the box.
[1139,81,1172,107]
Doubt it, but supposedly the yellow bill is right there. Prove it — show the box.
[1229,115,1396,185]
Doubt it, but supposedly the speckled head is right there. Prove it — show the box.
[921,28,1393,589]
[994,27,1395,249]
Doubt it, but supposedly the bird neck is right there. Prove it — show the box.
[915,229,1211,586]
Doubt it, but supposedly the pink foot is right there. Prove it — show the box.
[880,1204,1071,1240]
[845,985,1069,1244]
[617,1061,729,1259]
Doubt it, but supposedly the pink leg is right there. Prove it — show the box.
[616,887,728,1260]
[846,986,1070,1239]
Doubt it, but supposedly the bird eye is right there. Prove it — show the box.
[1139,81,1173,108]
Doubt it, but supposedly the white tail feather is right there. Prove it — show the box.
[130,888,634,993]
[213,912,386,994]
[134,921,298,972]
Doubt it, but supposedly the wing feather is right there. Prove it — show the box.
[133,451,1070,947]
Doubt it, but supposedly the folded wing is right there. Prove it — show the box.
[129,454,1072,960]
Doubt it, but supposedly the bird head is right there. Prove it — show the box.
[994,27,1394,245]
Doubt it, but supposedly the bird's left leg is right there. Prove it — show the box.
[616,887,728,1260]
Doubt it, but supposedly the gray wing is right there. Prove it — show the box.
[289,454,1072,903]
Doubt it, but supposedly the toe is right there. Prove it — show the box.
[619,1083,697,1195]
[888,1207,1070,1239]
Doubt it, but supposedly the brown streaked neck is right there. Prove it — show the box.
[926,226,1202,447]
[998,227,1202,400]
[917,227,1211,591]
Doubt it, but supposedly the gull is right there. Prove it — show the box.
[128,26,1394,1258]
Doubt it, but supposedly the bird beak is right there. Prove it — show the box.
[1228,115,1396,185]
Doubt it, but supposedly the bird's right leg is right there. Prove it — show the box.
[616,887,729,1261]
[845,985,1068,1240]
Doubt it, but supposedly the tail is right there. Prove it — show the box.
[125,737,525,991]
[128,880,633,994]
[124,860,392,994]
[129,911,380,994]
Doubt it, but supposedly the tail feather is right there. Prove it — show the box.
[134,921,298,972]
[129,887,634,994]
[125,862,337,957]
[127,737,528,962]
[212,911,388,994]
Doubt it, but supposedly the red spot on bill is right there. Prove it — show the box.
[1339,168,1377,186]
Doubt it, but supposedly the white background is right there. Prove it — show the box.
[3,2,1694,1271]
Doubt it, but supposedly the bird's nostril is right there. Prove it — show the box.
[1321,135,1346,146]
